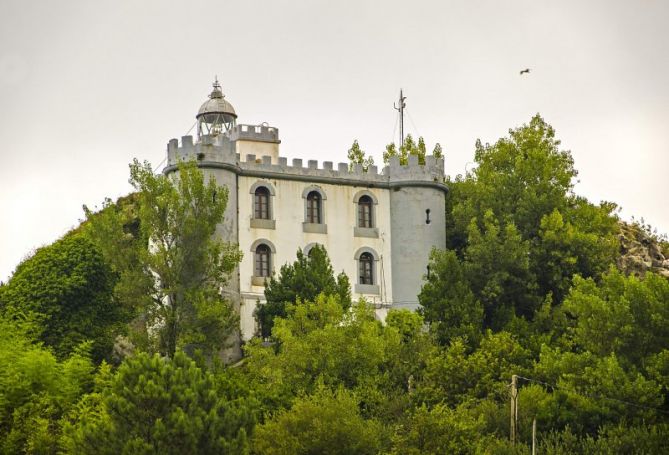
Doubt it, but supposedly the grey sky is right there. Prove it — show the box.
[1,0,667,280]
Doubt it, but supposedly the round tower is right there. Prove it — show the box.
[388,155,447,309]
[164,78,242,361]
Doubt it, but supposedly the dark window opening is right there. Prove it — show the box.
[306,191,322,223]
[359,252,374,285]
[255,244,271,277]
[358,195,373,228]
[425,209,431,224]
[254,187,270,219]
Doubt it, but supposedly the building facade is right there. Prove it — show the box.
[164,81,448,342]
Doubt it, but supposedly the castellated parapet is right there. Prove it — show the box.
[166,134,445,188]
[228,124,280,143]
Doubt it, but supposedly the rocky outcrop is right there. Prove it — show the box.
[617,221,669,278]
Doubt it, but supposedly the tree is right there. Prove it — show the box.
[347,139,374,172]
[563,267,669,366]
[453,115,578,239]
[63,352,255,454]
[389,403,485,455]
[245,297,390,409]
[531,347,663,433]
[383,134,432,165]
[252,386,383,455]
[83,193,154,329]
[87,159,242,358]
[534,207,618,302]
[0,317,94,454]
[414,331,532,407]
[464,211,537,328]
[0,232,124,362]
[418,249,483,346]
[432,142,443,159]
[420,210,539,339]
[256,245,350,337]
[441,115,618,314]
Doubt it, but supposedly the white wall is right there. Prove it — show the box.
[237,176,393,339]
[236,141,279,163]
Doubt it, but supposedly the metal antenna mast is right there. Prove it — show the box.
[394,89,407,147]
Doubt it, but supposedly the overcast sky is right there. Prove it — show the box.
[1,0,667,281]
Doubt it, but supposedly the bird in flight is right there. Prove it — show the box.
[520,68,530,75]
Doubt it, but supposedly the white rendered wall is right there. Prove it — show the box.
[237,176,393,340]
[236,141,279,163]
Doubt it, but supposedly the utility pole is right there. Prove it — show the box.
[394,89,407,148]
[532,417,537,455]
[510,374,518,444]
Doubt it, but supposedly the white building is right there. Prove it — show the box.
[164,80,447,346]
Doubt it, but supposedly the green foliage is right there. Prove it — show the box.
[83,193,152,326]
[252,386,382,455]
[382,310,435,414]
[465,211,537,328]
[563,267,669,366]
[415,331,532,407]
[457,115,578,239]
[0,318,94,454]
[390,403,486,455]
[583,423,669,454]
[531,347,663,433]
[432,142,443,159]
[2,113,667,453]
[444,115,619,307]
[419,249,483,346]
[537,423,669,454]
[63,352,255,454]
[534,204,619,302]
[257,245,350,337]
[383,134,431,165]
[87,159,242,358]
[245,297,391,410]
[0,232,124,362]
[347,139,374,171]
[420,209,537,336]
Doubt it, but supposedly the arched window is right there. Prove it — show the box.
[254,186,270,220]
[303,243,323,258]
[359,252,374,285]
[306,191,322,224]
[358,195,373,228]
[255,244,271,277]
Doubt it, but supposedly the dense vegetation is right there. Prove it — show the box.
[1,115,668,453]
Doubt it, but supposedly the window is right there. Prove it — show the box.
[255,244,271,277]
[250,182,275,230]
[302,242,325,258]
[306,191,321,223]
[359,252,374,285]
[358,195,373,228]
[302,187,327,234]
[254,187,270,219]
[354,247,379,295]
[353,191,378,238]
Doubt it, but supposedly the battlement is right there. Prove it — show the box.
[167,134,237,165]
[228,124,280,143]
[165,135,445,186]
